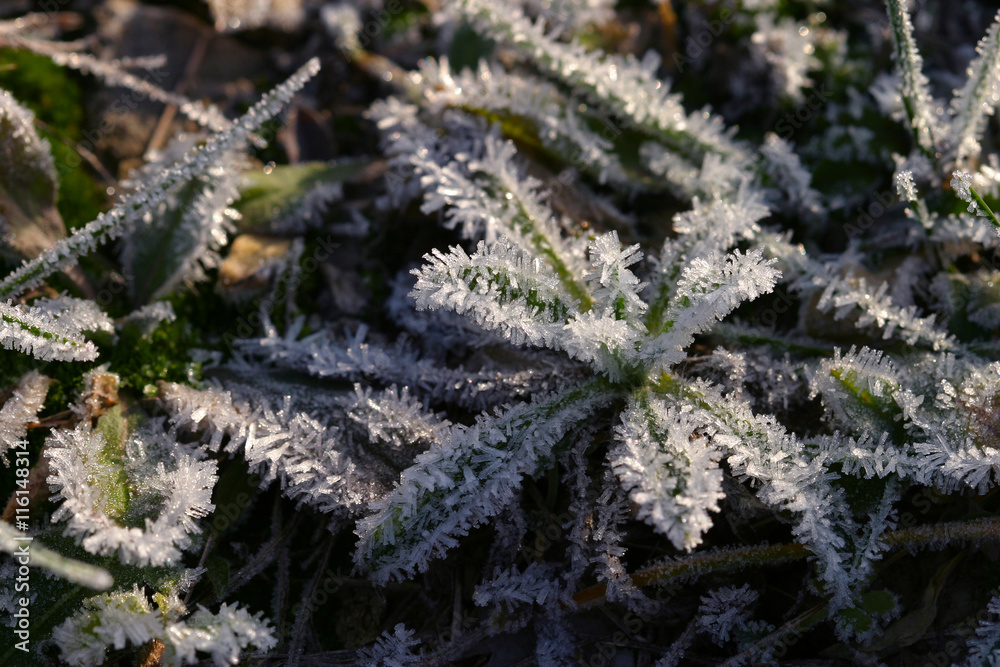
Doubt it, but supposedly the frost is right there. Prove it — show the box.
[0,58,320,299]
[610,394,723,551]
[45,420,217,567]
[0,369,50,462]
[51,585,276,667]
[357,623,421,666]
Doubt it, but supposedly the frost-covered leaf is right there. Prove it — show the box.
[448,0,751,186]
[410,239,580,350]
[0,299,100,362]
[355,378,616,583]
[45,408,217,567]
[0,370,50,462]
[356,623,421,666]
[120,141,244,305]
[646,191,771,330]
[884,0,942,156]
[643,248,780,369]
[609,391,723,551]
[0,521,112,591]
[413,57,636,191]
[51,584,276,667]
[948,10,1000,166]
[811,346,904,438]
[236,160,366,232]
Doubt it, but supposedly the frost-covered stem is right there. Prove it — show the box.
[287,536,334,667]
[969,183,1000,229]
[952,170,1000,229]
[884,0,940,158]
[883,516,1000,546]
[0,58,320,299]
[0,521,113,590]
[949,11,1000,166]
[572,541,808,607]
[718,603,827,667]
[573,517,1000,607]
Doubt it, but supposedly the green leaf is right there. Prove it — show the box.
[236,160,369,231]
[121,179,218,306]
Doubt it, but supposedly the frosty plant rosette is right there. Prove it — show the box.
[6,0,1000,665]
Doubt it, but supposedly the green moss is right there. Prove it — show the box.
[0,48,107,230]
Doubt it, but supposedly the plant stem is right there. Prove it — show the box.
[572,517,1000,607]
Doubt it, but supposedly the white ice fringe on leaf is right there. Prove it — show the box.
[0,85,56,186]
[647,190,771,322]
[948,11,1000,166]
[45,421,217,567]
[520,0,616,35]
[0,369,50,462]
[585,231,646,321]
[354,379,615,584]
[410,239,579,349]
[811,346,903,436]
[964,594,1000,666]
[117,301,177,337]
[696,584,758,645]
[815,272,954,350]
[120,137,246,303]
[373,100,592,292]
[34,294,115,335]
[473,561,571,610]
[666,377,858,608]
[0,58,319,299]
[760,134,826,220]
[0,299,100,361]
[414,57,633,190]
[343,384,450,452]
[51,585,276,667]
[609,392,723,551]
[158,380,371,517]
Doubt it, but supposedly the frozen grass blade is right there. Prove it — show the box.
[0,58,320,300]
[0,521,113,591]
[948,11,1000,166]
[884,0,941,157]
